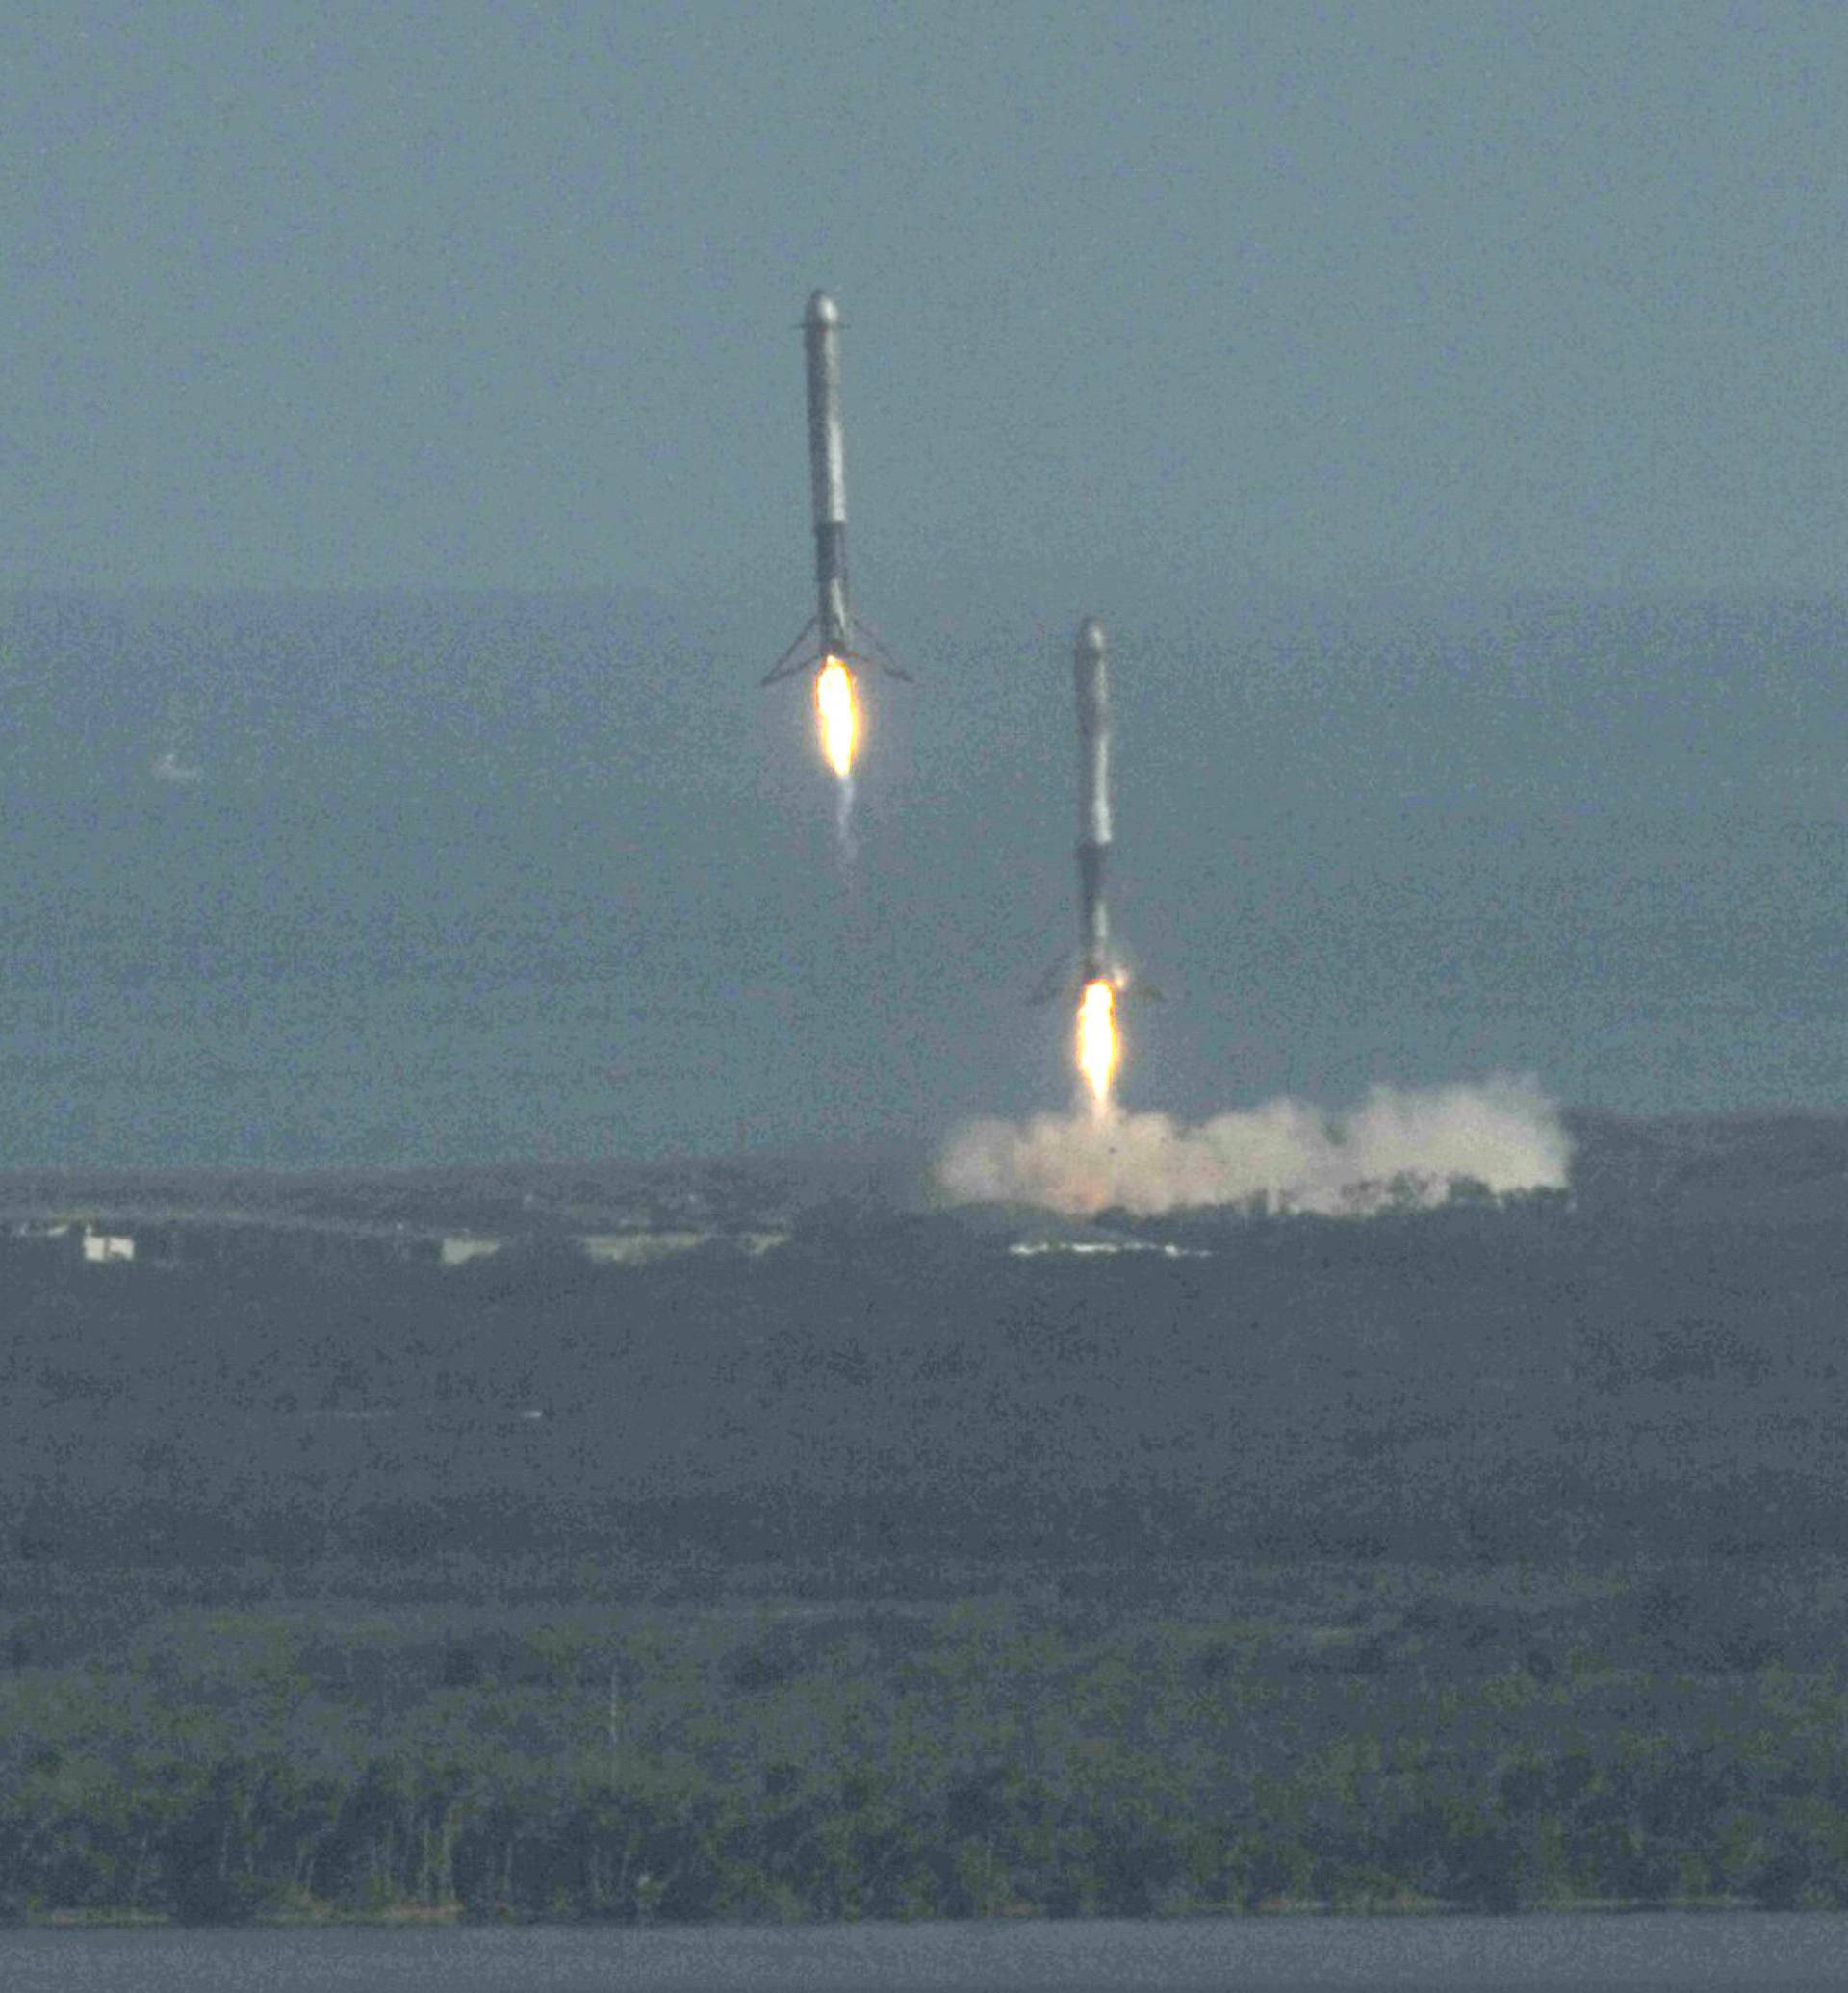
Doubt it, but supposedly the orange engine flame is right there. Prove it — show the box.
[1077,979,1117,1112]
[815,658,858,779]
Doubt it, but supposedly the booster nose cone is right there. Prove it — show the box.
[1076,616,1107,658]
[806,290,840,328]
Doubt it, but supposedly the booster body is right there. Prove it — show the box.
[1074,616,1114,983]
[762,291,907,694]
[804,291,852,659]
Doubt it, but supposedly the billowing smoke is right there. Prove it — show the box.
[937,1075,1571,1217]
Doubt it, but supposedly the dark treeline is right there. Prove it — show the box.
[7,1570,1848,1923]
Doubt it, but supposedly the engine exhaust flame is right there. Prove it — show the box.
[1077,979,1117,1113]
[816,658,858,779]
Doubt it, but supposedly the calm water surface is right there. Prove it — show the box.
[4,1915,1845,1992]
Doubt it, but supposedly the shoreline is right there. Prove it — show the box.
[12,1894,1786,1929]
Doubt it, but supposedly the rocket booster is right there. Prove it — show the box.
[1074,616,1114,983]
[762,290,907,690]
[805,291,852,659]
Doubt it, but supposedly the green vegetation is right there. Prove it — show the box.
[11,1125,1848,1923]
[4,1561,1848,1924]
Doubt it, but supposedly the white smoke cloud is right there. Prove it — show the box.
[937,1075,1571,1217]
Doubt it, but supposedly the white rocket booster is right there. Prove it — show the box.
[1074,615,1113,984]
[762,291,907,691]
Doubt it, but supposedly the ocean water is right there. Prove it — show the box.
[4,1914,1846,1993]
[4,590,1846,1170]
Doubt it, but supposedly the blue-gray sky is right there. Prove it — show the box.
[6,4,1848,1164]
[8,2,1844,598]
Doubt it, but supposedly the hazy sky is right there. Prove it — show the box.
[8,2,1844,598]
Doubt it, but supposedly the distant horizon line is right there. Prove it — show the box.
[3,582,1843,606]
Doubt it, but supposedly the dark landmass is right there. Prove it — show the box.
[5,1110,1848,1922]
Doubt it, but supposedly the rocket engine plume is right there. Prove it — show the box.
[1077,978,1118,1112]
[816,656,858,780]
[762,290,909,820]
